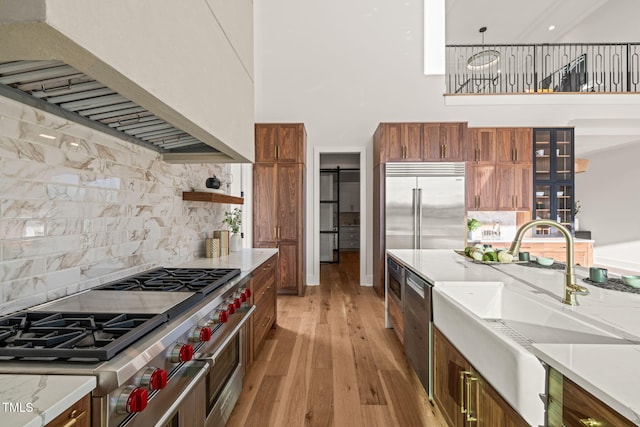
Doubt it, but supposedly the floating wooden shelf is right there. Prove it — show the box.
[182,191,244,204]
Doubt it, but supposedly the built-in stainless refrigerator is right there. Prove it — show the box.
[385,162,466,250]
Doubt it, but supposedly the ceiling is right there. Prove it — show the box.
[445,0,611,44]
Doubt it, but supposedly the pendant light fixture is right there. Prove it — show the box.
[467,27,500,70]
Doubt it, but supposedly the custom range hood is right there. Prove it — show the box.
[0,0,255,163]
[0,59,226,159]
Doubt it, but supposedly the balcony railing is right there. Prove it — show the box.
[446,43,640,94]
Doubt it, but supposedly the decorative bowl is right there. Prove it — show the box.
[536,256,554,266]
[622,275,640,288]
[535,191,544,196]
[557,191,564,197]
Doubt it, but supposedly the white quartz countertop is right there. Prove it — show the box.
[388,248,640,424]
[174,248,278,271]
[0,374,95,427]
[531,344,640,425]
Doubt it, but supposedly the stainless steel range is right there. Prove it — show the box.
[0,267,254,427]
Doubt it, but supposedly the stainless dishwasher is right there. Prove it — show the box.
[403,267,433,399]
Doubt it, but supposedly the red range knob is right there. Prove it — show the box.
[227,303,236,315]
[170,343,194,363]
[244,288,252,298]
[211,308,228,324]
[240,293,247,303]
[149,368,168,390]
[116,386,148,414]
[199,326,212,342]
[234,298,241,309]
[140,367,167,390]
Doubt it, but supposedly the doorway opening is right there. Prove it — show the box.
[319,153,361,280]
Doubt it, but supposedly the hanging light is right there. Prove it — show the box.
[467,27,500,70]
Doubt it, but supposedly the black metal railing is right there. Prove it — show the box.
[446,43,640,94]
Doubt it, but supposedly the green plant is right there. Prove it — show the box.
[467,218,481,231]
[223,208,242,233]
[573,200,581,216]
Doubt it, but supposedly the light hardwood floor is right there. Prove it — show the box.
[227,252,447,427]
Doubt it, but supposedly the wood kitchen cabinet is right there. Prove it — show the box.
[423,122,466,161]
[254,124,306,296]
[466,163,496,211]
[495,164,533,211]
[46,394,90,427]
[249,255,278,363]
[515,240,593,266]
[373,122,423,164]
[466,128,497,163]
[255,123,305,163]
[434,327,528,427]
[547,367,634,427]
[466,127,532,212]
[496,128,533,164]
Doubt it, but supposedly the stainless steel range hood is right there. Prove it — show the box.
[0,59,224,158]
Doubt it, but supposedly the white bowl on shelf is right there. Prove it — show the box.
[535,192,544,197]
[557,191,564,197]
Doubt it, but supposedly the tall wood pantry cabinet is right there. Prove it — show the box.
[253,123,307,296]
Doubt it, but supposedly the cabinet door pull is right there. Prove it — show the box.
[275,144,279,159]
[62,409,87,427]
[579,419,602,427]
[514,147,518,162]
[475,147,479,162]
[466,376,478,422]
[460,370,472,414]
[443,144,447,159]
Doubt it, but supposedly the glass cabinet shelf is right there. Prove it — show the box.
[533,128,575,237]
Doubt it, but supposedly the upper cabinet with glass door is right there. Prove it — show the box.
[533,129,575,237]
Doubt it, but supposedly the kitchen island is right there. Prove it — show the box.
[388,248,640,426]
[0,374,95,427]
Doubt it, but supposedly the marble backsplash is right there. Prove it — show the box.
[0,95,232,315]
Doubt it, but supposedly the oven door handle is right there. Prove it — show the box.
[195,305,256,366]
[154,362,209,426]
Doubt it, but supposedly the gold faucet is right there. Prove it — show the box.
[508,219,589,306]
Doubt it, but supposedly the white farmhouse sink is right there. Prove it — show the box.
[432,282,632,427]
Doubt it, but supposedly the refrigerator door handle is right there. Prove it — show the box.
[412,188,418,249]
[417,188,423,249]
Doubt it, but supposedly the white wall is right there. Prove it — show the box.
[255,0,640,283]
[576,142,640,272]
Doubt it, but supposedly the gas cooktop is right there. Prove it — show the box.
[96,268,240,295]
[0,311,166,361]
[0,267,241,362]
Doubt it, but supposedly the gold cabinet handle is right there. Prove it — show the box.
[277,226,280,239]
[475,147,479,162]
[262,316,271,328]
[274,226,278,240]
[466,376,478,422]
[475,195,479,209]
[443,144,447,159]
[460,370,472,414]
[579,419,602,427]
[275,144,279,159]
[62,410,87,427]
[514,147,518,162]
